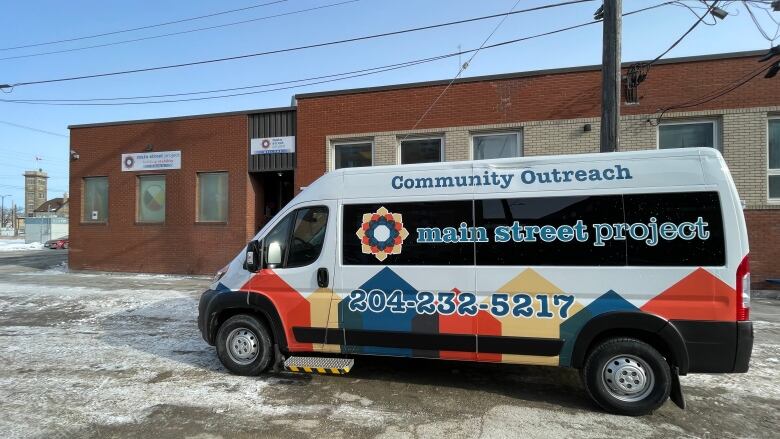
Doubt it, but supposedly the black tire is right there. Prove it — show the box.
[216,314,273,376]
[582,337,671,416]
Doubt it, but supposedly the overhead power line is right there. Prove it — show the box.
[401,0,523,140]
[4,55,465,103]
[650,1,720,66]
[0,0,361,62]
[0,120,68,137]
[742,0,780,43]
[1,0,596,89]
[0,1,676,107]
[654,48,780,122]
[0,0,289,52]
[625,1,720,103]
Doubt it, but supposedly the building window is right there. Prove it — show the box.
[769,118,780,201]
[472,131,522,160]
[197,172,228,222]
[137,175,166,223]
[334,141,372,169]
[82,176,108,223]
[658,120,719,151]
[400,137,443,164]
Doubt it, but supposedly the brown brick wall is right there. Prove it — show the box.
[745,209,780,289]
[297,53,780,285]
[69,115,251,275]
[69,53,780,278]
[296,54,780,190]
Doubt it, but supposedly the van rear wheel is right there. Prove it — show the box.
[582,337,671,416]
[216,314,272,376]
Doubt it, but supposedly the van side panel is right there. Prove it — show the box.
[200,148,751,374]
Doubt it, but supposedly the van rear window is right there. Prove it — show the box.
[624,192,725,266]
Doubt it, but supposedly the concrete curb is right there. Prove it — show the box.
[754,290,780,300]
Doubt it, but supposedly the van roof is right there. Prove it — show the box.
[296,148,724,203]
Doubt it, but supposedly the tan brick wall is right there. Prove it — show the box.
[444,130,470,162]
[324,106,780,210]
[374,135,396,166]
[525,119,599,156]
[620,117,656,151]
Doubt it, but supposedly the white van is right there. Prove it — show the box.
[199,147,753,416]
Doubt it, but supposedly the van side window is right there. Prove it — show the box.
[342,201,474,265]
[287,207,329,267]
[263,213,293,267]
[475,196,625,266]
[623,192,725,266]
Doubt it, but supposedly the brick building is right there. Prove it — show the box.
[68,108,295,274]
[69,50,780,285]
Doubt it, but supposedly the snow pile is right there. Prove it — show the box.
[0,239,44,252]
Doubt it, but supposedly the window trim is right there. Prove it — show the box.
[469,130,523,160]
[768,116,780,203]
[284,205,330,269]
[657,118,720,152]
[397,135,445,165]
[331,139,374,171]
[196,171,229,224]
[81,176,109,224]
[135,174,166,224]
[263,210,295,269]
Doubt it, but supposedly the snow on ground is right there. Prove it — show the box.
[1,253,778,438]
[0,262,399,438]
[0,239,43,252]
[0,277,323,438]
[14,260,207,281]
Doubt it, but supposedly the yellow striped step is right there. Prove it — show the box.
[283,356,354,375]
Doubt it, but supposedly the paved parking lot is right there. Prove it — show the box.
[0,249,778,438]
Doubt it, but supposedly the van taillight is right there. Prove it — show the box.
[736,255,750,321]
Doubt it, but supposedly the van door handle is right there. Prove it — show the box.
[317,267,329,288]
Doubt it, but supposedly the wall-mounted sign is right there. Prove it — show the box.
[121,151,181,172]
[251,136,295,155]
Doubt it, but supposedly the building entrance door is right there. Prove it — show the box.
[253,171,294,233]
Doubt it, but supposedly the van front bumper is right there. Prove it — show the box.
[198,288,220,345]
[673,320,753,373]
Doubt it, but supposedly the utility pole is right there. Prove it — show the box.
[599,0,622,153]
[0,194,10,231]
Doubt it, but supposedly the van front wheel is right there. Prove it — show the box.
[216,314,272,376]
[582,337,671,416]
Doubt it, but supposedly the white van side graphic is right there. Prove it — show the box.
[199,148,753,416]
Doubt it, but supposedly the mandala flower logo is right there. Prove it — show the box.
[356,206,409,261]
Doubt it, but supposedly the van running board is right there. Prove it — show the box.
[283,356,354,375]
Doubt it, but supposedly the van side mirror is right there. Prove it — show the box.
[244,240,262,272]
[267,241,282,267]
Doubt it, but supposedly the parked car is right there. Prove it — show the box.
[44,236,69,249]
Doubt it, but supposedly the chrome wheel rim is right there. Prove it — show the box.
[226,327,259,365]
[601,354,655,402]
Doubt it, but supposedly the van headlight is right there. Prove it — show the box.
[213,266,228,283]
